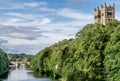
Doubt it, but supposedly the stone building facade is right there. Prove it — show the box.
[94,3,115,25]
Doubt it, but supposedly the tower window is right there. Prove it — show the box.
[95,16,97,19]
[98,15,101,18]
[107,12,112,15]
[102,13,104,16]
[94,15,101,19]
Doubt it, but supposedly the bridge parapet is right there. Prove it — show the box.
[10,61,29,68]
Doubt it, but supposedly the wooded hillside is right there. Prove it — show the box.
[30,20,120,81]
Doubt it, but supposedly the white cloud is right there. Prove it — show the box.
[0,32,73,46]
[10,33,27,38]
[0,13,52,27]
[57,8,93,20]
[68,0,95,3]
[0,36,37,45]
[38,18,51,25]
[0,1,48,9]
[0,3,93,54]
[23,2,42,7]
[116,12,120,20]
[5,12,41,20]
[7,18,22,23]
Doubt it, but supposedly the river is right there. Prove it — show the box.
[0,67,53,81]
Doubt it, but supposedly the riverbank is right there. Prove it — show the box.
[0,69,9,77]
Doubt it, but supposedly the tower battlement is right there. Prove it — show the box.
[94,3,115,25]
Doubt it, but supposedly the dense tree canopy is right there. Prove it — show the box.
[0,49,9,76]
[30,20,120,81]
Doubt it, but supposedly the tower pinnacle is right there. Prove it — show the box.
[94,3,115,24]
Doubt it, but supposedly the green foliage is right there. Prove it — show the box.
[30,39,70,79]
[66,71,102,81]
[104,24,120,81]
[7,53,33,62]
[66,71,89,81]
[7,53,33,68]
[0,49,9,76]
[31,20,120,81]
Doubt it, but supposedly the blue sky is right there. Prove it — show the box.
[0,0,120,54]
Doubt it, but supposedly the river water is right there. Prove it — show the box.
[0,68,53,81]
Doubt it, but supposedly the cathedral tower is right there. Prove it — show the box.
[94,3,115,25]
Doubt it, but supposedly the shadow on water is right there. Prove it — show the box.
[28,71,43,78]
[0,68,17,81]
[28,71,55,80]
[0,72,9,80]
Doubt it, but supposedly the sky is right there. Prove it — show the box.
[0,0,120,54]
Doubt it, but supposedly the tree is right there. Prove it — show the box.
[0,49,9,76]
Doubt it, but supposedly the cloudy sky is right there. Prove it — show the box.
[0,0,120,54]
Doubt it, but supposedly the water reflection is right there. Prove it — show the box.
[0,72,9,80]
[28,71,43,78]
[0,68,52,81]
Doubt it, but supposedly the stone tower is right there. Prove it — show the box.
[94,3,115,25]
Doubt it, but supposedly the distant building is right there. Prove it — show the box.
[94,3,115,25]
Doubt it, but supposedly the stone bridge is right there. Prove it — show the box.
[9,61,29,68]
